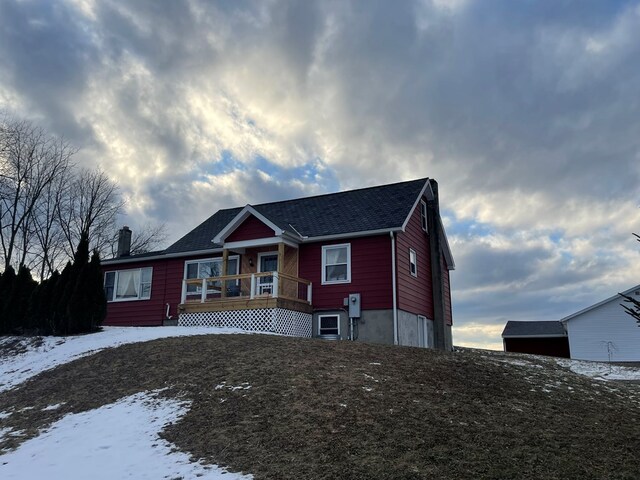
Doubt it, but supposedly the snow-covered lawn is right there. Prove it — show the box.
[0,326,254,479]
[556,358,640,381]
[0,391,251,479]
[491,353,640,381]
[0,326,246,393]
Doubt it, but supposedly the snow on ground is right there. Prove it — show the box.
[0,326,247,393]
[496,354,640,381]
[556,358,640,381]
[0,391,252,480]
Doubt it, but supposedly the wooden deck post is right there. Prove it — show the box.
[221,249,229,298]
[277,242,285,296]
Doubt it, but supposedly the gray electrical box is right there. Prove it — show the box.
[348,293,361,318]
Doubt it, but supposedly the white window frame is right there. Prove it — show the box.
[104,267,153,302]
[318,314,340,336]
[409,248,418,277]
[420,200,428,233]
[183,256,239,296]
[321,243,351,285]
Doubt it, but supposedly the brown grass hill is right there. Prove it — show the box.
[1,334,639,479]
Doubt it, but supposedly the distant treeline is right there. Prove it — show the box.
[0,235,106,336]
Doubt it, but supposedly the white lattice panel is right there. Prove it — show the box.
[178,308,312,337]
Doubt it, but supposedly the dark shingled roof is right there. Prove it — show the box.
[164,208,242,254]
[501,321,567,338]
[165,178,428,254]
[102,250,166,264]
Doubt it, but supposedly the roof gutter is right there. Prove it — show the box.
[502,334,567,339]
[391,231,398,345]
[102,248,224,265]
[302,227,403,243]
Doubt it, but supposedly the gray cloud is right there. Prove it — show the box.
[2,0,640,348]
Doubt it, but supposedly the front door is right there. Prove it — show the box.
[258,253,278,295]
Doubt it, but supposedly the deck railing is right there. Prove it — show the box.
[181,271,312,305]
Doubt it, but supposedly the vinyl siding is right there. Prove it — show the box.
[566,297,640,361]
[298,235,393,310]
[103,253,224,326]
[395,198,433,318]
[226,215,275,242]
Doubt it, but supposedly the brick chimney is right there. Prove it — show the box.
[117,226,132,257]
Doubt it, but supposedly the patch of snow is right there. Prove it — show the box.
[0,427,13,442]
[42,403,64,411]
[1,429,25,441]
[362,387,373,392]
[0,411,10,420]
[215,382,251,391]
[339,403,347,408]
[556,359,640,381]
[0,326,248,393]
[363,374,378,382]
[0,391,252,479]
[369,362,381,365]
[494,358,543,368]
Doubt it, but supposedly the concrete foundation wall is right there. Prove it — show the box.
[312,308,451,348]
[397,310,434,348]
[444,323,453,351]
[313,309,394,344]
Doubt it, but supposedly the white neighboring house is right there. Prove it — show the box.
[561,285,640,362]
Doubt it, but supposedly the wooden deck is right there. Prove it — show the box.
[180,269,313,315]
[179,296,313,314]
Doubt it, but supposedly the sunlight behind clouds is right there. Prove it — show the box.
[2,0,640,348]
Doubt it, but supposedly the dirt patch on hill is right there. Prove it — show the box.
[0,334,639,479]
[0,337,44,359]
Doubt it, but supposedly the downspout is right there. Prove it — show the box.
[391,231,398,345]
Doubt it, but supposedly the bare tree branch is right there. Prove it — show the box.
[0,115,74,272]
[57,168,125,259]
[109,222,168,257]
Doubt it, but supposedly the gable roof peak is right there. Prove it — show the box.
[164,177,438,256]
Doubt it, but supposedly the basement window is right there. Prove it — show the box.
[104,267,152,302]
[409,248,418,277]
[319,314,340,335]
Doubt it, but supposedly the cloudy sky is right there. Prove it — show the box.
[2,0,640,349]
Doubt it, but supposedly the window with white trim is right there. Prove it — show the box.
[420,200,428,232]
[409,248,417,277]
[184,256,239,296]
[104,267,152,302]
[318,314,340,335]
[322,243,351,284]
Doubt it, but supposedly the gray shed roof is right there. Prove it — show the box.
[165,178,428,254]
[501,321,567,338]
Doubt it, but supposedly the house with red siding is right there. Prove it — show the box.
[102,178,455,349]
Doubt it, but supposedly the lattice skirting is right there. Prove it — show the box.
[178,308,312,337]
